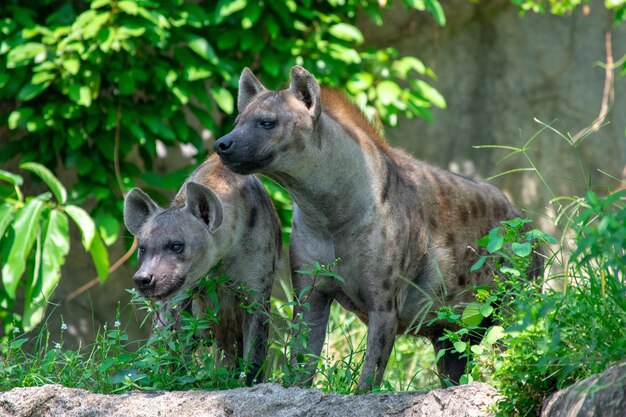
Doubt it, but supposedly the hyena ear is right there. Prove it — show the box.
[289,65,321,119]
[124,188,160,236]
[238,67,267,114]
[184,182,224,233]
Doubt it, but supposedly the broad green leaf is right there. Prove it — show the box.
[500,266,521,277]
[68,84,92,107]
[392,57,427,77]
[8,107,34,130]
[329,23,364,44]
[62,58,80,75]
[487,233,504,254]
[470,255,486,272]
[479,303,494,318]
[91,0,110,9]
[376,80,402,106]
[346,72,373,93]
[118,0,139,15]
[210,86,234,114]
[187,35,218,64]
[64,205,95,250]
[0,203,14,239]
[96,214,119,246]
[0,169,24,186]
[20,162,67,204]
[414,79,446,108]
[483,325,505,345]
[453,340,466,353]
[511,241,532,257]
[22,210,69,331]
[470,344,484,355]
[1,197,45,300]
[425,0,446,26]
[461,302,484,326]
[215,0,247,20]
[6,42,46,68]
[89,234,109,283]
[17,80,52,101]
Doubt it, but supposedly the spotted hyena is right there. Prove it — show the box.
[214,66,543,390]
[123,155,281,384]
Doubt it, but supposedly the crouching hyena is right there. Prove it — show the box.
[214,66,543,390]
[123,155,281,385]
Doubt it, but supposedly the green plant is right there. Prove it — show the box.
[0,164,108,334]
[0,0,447,249]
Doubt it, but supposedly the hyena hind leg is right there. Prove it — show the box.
[429,315,495,386]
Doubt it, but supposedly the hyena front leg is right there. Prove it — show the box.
[242,310,269,385]
[290,288,333,386]
[359,310,399,391]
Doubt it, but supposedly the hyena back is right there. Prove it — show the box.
[123,155,281,384]
[215,66,543,390]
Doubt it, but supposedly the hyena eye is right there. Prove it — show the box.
[138,246,146,257]
[259,119,276,129]
[169,242,184,253]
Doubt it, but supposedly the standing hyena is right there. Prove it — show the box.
[123,155,281,385]
[214,66,542,391]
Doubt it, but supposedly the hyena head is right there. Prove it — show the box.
[214,66,321,175]
[123,182,224,301]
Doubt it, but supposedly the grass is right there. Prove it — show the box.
[1,121,624,417]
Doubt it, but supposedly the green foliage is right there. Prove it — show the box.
[0,0,446,247]
[0,164,109,334]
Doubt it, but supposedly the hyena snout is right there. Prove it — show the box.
[214,135,234,155]
[133,271,156,292]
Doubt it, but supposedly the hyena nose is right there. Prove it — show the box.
[214,136,234,155]
[133,272,155,291]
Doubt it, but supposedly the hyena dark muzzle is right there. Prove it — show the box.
[214,127,276,175]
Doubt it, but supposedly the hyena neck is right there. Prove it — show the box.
[268,112,381,232]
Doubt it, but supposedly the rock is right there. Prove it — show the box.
[0,382,500,417]
[540,361,626,417]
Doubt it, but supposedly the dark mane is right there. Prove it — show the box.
[320,87,389,150]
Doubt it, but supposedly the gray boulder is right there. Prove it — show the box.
[541,361,626,417]
[0,382,499,417]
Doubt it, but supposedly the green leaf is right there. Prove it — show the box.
[328,23,364,44]
[376,80,402,106]
[210,86,234,114]
[0,203,15,239]
[346,72,373,93]
[8,107,34,130]
[453,340,467,353]
[461,302,484,326]
[425,0,446,26]
[89,234,109,283]
[22,210,69,331]
[1,197,46,300]
[118,0,139,15]
[187,35,218,64]
[17,80,52,101]
[500,266,521,277]
[62,58,80,75]
[64,205,96,250]
[0,169,24,186]
[483,325,505,345]
[215,0,247,20]
[414,79,446,108]
[479,303,494,318]
[6,42,46,68]
[470,344,484,355]
[20,162,67,204]
[511,241,532,257]
[470,255,487,272]
[68,84,93,107]
[487,233,504,254]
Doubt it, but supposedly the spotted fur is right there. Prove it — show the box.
[214,66,543,390]
[123,155,281,385]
